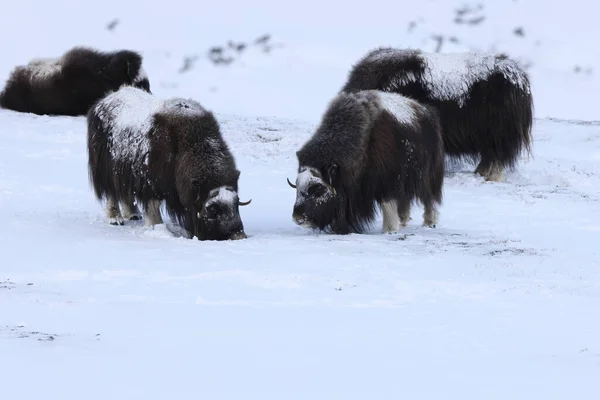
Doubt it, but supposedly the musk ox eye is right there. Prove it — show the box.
[307,184,326,197]
[206,204,221,216]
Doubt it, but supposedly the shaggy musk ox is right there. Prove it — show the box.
[0,46,151,116]
[341,47,534,181]
[287,89,444,235]
[87,86,251,241]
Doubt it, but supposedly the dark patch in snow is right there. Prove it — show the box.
[1,325,58,342]
[0,280,16,290]
[106,19,119,31]
[206,34,284,67]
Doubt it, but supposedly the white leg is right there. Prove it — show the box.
[423,203,439,228]
[105,195,124,226]
[144,199,164,226]
[121,195,141,220]
[382,199,401,233]
[485,162,504,182]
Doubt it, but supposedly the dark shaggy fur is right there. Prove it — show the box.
[340,47,534,181]
[0,46,151,116]
[288,89,444,235]
[87,86,251,241]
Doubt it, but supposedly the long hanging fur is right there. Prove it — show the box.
[86,86,250,241]
[340,47,534,181]
[289,89,444,235]
[0,46,151,116]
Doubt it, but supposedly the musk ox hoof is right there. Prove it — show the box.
[128,215,141,221]
[229,231,247,240]
[109,216,125,226]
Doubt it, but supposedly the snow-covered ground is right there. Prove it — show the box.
[2,0,600,398]
[1,109,599,398]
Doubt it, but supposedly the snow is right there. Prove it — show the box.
[375,49,530,107]
[374,90,418,126]
[94,86,162,167]
[206,186,238,206]
[2,0,600,398]
[26,57,62,81]
[2,109,599,398]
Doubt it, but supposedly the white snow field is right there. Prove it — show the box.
[1,0,600,398]
[1,110,599,399]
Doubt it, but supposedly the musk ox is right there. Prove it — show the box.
[287,89,444,235]
[340,47,534,182]
[0,46,151,116]
[87,85,251,241]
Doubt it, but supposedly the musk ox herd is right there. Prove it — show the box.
[0,45,534,241]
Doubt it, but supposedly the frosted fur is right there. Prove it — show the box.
[94,86,163,169]
[293,167,335,209]
[371,49,530,107]
[374,91,417,125]
[27,58,62,82]
[206,186,238,206]
[296,167,322,188]
[94,87,207,172]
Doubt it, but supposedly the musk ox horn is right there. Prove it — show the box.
[287,177,297,189]
[239,199,252,206]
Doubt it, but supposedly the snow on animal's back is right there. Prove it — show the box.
[419,52,530,104]
[160,98,207,118]
[96,86,163,167]
[373,91,418,126]
[98,85,163,133]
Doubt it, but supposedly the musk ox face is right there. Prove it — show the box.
[288,166,338,230]
[194,185,251,241]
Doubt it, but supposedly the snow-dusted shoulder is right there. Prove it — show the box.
[93,85,162,166]
[419,52,530,102]
[358,48,530,103]
[371,90,419,126]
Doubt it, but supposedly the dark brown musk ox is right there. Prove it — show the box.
[0,46,151,116]
[340,47,534,182]
[287,89,444,235]
[86,85,251,241]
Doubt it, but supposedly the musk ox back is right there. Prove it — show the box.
[287,89,444,235]
[87,86,251,241]
[341,47,534,182]
[0,46,151,116]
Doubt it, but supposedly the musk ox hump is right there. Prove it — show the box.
[94,86,163,167]
[372,48,530,106]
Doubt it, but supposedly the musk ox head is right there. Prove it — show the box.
[287,165,339,230]
[193,183,251,241]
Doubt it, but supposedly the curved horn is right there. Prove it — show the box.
[287,177,297,189]
[239,199,252,206]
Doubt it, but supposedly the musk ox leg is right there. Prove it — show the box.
[144,199,163,226]
[382,199,401,233]
[397,197,412,227]
[121,195,141,221]
[474,156,493,178]
[105,196,124,226]
[422,203,439,228]
[485,162,505,182]
[475,156,505,182]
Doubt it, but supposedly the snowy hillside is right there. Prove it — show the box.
[1,0,599,121]
[1,108,599,398]
[2,0,600,398]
